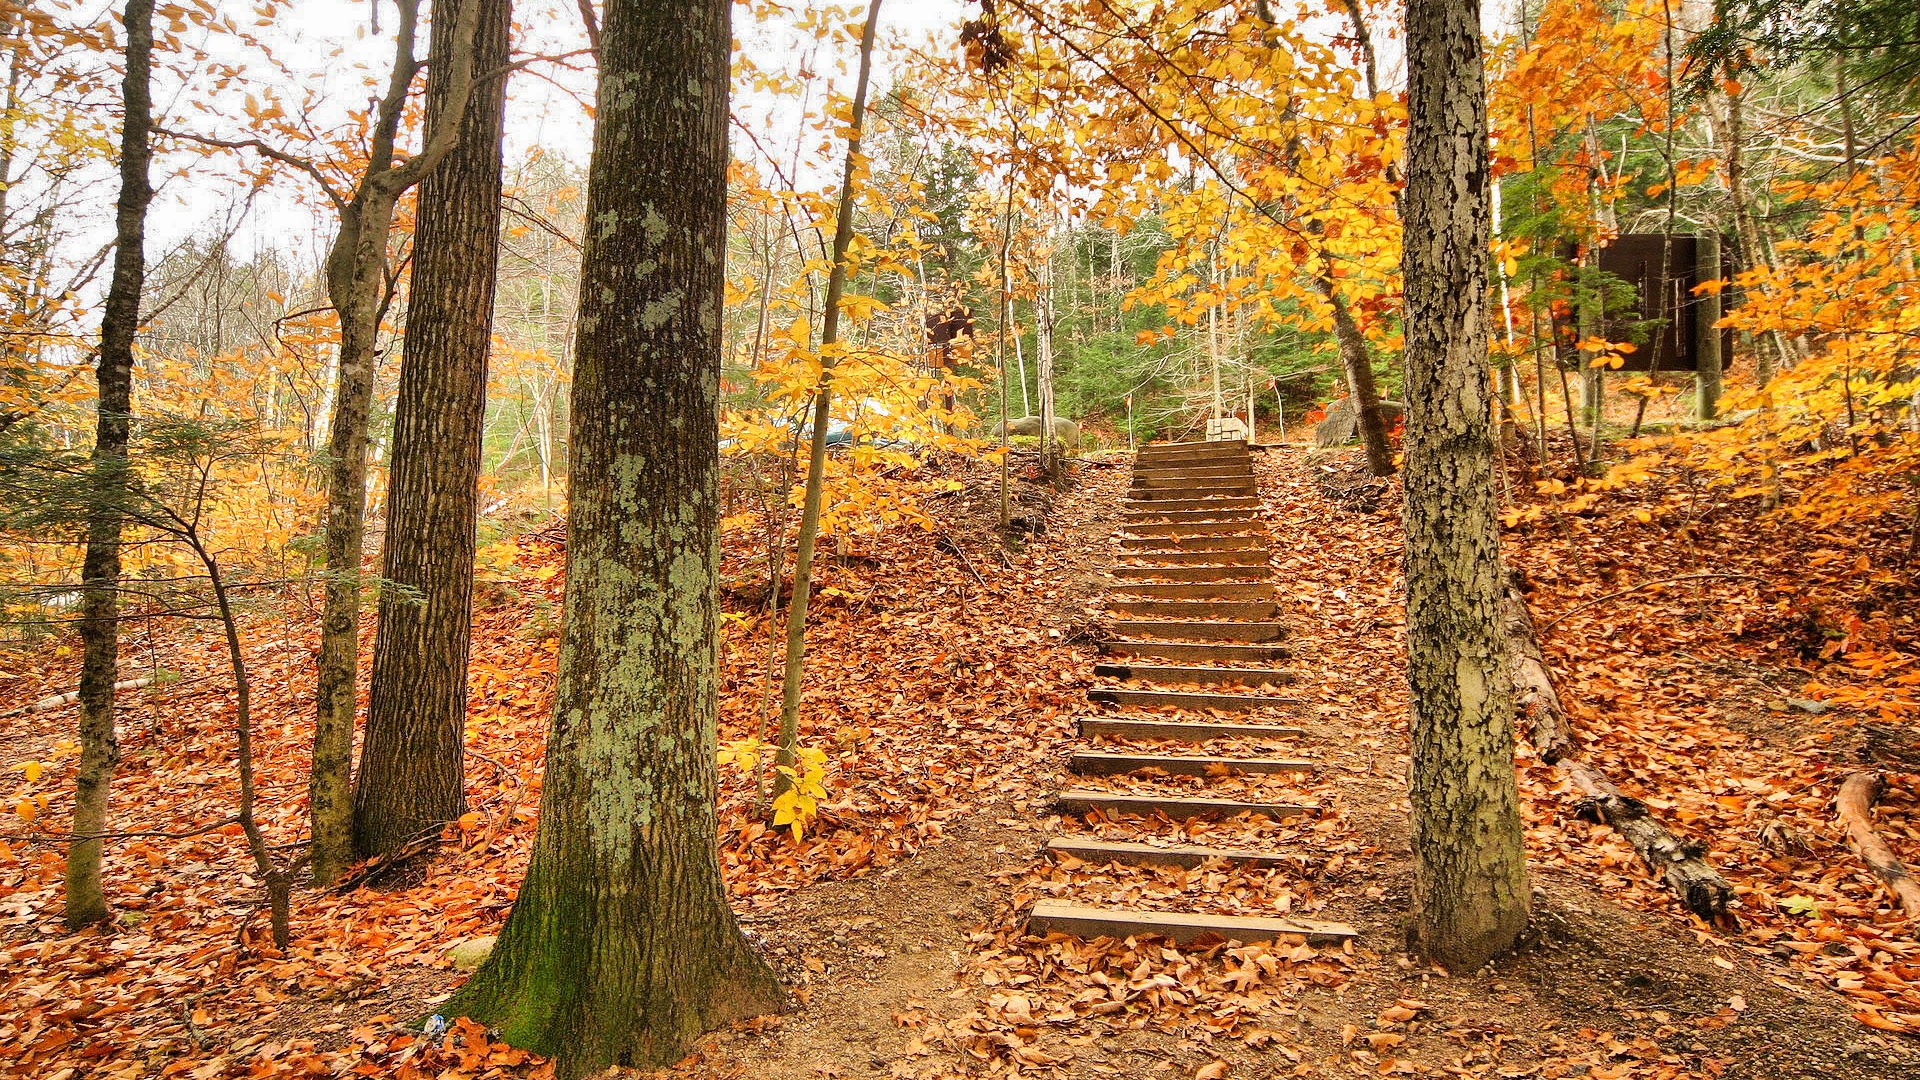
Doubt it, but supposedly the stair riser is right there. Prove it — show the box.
[1098,641,1294,663]
[1121,521,1263,538]
[1067,753,1314,776]
[1108,600,1280,619]
[1107,582,1276,600]
[1056,793,1314,822]
[1109,566,1270,583]
[1026,901,1356,946]
[1087,688,1301,711]
[1077,718,1305,740]
[1092,662,1296,687]
[1119,536,1266,551]
[1105,620,1288,641]
[1115,550,1269,566]
[1044,838,1299,870]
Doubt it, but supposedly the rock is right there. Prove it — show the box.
[1004,415,1080,449]
[1786,697,1829,714]
[1312,396,1406,449]
[445,935,497,971]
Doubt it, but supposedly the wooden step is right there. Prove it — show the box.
[1106,581,1276,600]
[1056,789,1316,822]
[1105,619,1288,642]
[1121,520,1263,538]
[1046,837,1301,870]
[1087,687,1301,711]
[1078,716,1305,741]
[1134,451,1249,467]
[1130,478,1258,494]
[1119,497,1260,514]
[1026,901,1356,946]
[1138,439,1249,454]
[1067,751,1315,776]
[1115,549,1268,567]
[1107,598,1280,619]
[1132,467,1250,482]
[1119,534,1266,552]
[1098,640,1293,663]
[1110,565,1270,584]
[1121,506,1262,522]
[1092,661,1296,687]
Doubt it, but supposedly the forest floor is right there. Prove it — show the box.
[4,436,1919,1079]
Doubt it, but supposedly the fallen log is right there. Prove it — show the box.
[1503,582,1733,923]
[1499,587,1572,763]
[3,677,155,719]
[1563,760,1732,923]
[1836,771,1920,916]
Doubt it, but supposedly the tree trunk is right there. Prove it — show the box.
[773,0,881,801]
[446,2,782,1072]
[65,0,154,930]
[310,0,482,885]
[1036,217,1059,476]
[1318,274,1395,476]
[1693,232,1723,421]
[354,0,511,860]
[1400,0,1529,971]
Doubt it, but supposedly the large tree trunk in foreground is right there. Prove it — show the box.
[447,1,783,1072]
[354,0,511,859]
[1400,0,1529,970]
[66,0,154,929]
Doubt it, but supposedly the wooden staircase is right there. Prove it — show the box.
[1027,438,1359,947]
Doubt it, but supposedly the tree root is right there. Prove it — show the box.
[1836,770,1920,916]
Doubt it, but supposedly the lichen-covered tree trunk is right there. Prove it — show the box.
[1400,0,1529,971]
[354,0,511,859]
[65,0,154,929]
[310,229,387,884]
[446,1,783,1072]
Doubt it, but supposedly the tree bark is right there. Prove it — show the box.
[446,1,782,1071]
[1036,214,1059,477]
[1692,232,1723,422]
[310,0,482,884]
[1400,0,1529,970]
[1497,585,1572,764]
[65,0,154,930]
[354,0,512,860]
[1318,273,1395,476]
[773,0,882,801]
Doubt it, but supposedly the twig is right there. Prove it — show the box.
[1540,573,1766,631]
[0,817,239,845]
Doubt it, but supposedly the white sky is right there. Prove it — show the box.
[153,0,974,265]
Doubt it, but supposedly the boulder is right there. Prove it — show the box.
[1313,396,1406,449]
[445,935,497,971]
[1005,415,1080,449]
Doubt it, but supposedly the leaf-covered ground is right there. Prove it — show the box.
[3,442,1917,1079]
